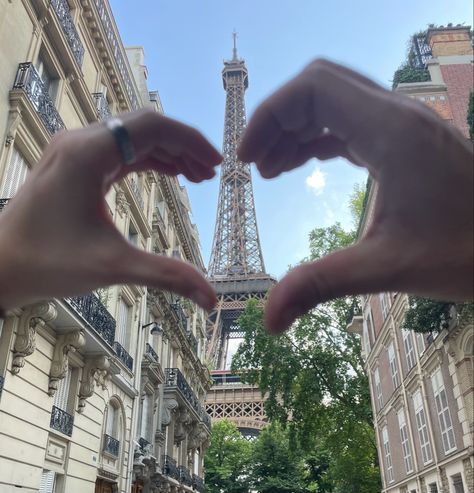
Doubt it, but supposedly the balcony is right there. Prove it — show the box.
[113,341,133,371]
[12,62,65,135]
[192,474,205,493]
[164,368,199,415]
[187,330,198,355]
[50,405,74,436]
[145,343,159,362]
[0,199,10,211]
[162,455,179,481]
[103,434,120,457]
[129,177,144,210]
[50,0,85,66]
[178,466,193,487]
[138,437,151,452]
[66,293,116,346]
[92,92,112,120]
[92,0,139,110]
[171,301,188,333]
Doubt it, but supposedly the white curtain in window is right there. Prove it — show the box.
[106,404,116,437]
[116,299,131,346]
[1,147,29,197]
[53,368,71,411]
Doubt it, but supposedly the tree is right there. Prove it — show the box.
[204,420,253,493]
[467,91,474,141]
[251,424,306,493]
[232,223,381,493]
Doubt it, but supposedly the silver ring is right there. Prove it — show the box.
[106,117,136,166]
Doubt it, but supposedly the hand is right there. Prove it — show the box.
[0,109,222,312]
[238,59,473,334]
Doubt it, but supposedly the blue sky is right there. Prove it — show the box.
[110,0,472,279]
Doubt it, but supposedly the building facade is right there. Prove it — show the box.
[352,26,473,493]
[0,1,210,492]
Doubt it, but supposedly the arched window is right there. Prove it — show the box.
[103,399,122,458]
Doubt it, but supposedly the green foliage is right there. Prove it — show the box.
[232,223,381,493]
[392,65,431,89]
[251,424,307,493]
[204,420,253,493]
[403,296,453,333]
[348,183,366,228]
[467,91,474,141]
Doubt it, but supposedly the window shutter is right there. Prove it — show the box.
[39,470,56,493]
[1,147,29,197]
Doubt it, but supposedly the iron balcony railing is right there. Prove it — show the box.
[187,330,198,355]
[50,405,74,436]
[192,474,205,493]
[165,368,199,414]
[145,343,159,362]
[113,341,133,371]
[0,199,10,211]
[162,455,179,481]
[50,0,85,66]
[129,178,144,210]
[171,301,188,333]
[103,434,120,457]
[92,0,139,110]
[178,466,193,487]
[92,92,112,120]
[66,293,116,346]
[138,437,151,452]
[13,62,65,135]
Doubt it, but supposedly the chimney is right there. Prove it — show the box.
[427,26,472,57]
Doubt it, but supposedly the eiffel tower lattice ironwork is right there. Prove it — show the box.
[205,34,275,438]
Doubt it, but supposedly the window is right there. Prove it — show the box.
[374,367,383,410]
[0,147,29,197]
[140,394,150,439]
[402,329,416,370]
[452,474,465,493]
[429,95,436,101]
[379,293,390,319]
[35,56,58,101]
[388,342,401,389]
[53,368,71,411]
[128,223,138,246]
[363,313,373,356]
[106,401,118,438]
[39,470,56,493]
[397,408,413,473]
[431,368,456,454]
[382,426,394,483]
[439,95,446,101]
[413,390,433,464]
[428,483,438,493]
[415,332,426,355]
[116,299,132,347]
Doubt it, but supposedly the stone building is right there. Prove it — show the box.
[0,1,209,492]
[350,25,473,493]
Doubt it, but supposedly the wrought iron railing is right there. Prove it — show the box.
[187,330,198,354]
[162,455,179,480]
[92,92,112,120]
[192,474,205,493]
[129,178,144,210]
[145,343,159,362]
[113,341,133,371]
[50,405,74,436]
[171,301,188,333]
[138,437,151,452]
[92,0,139,110]
[0,199,10,211]
[50,0,85,66]
[165,368,200,415]
[179,466,193,487]
[66,293,115,346]
[103,434,120,457]
[13,63,65,135]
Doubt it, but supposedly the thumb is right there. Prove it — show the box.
[265,236,399,334]
[112,245,216,310]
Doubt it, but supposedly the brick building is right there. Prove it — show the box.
[350,26,473,493]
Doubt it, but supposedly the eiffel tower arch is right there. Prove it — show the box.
[205,34,275,438]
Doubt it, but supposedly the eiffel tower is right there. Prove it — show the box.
[205,34,275,438]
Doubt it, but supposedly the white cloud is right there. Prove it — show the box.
[305,166,326,195]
